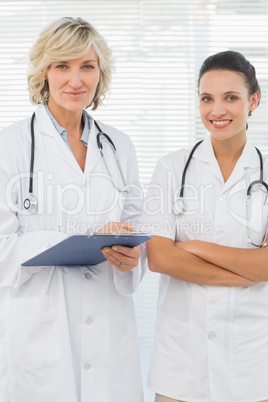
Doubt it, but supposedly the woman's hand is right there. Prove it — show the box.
[99,222,141,272]
[101,244,141,272]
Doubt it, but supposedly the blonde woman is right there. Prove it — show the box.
[0,17,145,402]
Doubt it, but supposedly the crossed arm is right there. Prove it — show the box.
[147,235,268,286]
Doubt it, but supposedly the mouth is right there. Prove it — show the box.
[64,91,86,99]
[210,120,232,128]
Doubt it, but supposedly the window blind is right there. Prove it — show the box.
[1,0,268,348]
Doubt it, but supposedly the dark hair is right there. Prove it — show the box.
[198,51,261,113]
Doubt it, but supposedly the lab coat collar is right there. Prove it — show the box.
[193,135,223,183]
[35,104,60,138]
[83,111,102,174]
[193,135,215,164]
[193,135,259,168]
[34,105,79,173]
[193,134,260,191]
[34,105,101,175]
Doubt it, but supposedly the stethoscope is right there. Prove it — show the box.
[23,113,129,212]
[94,120,129,194]
[174,140,268,247]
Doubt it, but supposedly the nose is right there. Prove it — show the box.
[68,69,82,88]
[212,101,226,117]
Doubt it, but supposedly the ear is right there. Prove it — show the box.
[249,91,260,112]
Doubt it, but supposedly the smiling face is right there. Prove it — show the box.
[46,46,100,116]
[198,69,259,144]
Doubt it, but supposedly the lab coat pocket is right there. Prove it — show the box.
[6,295,61,366]
[232,327,268,399]
[149,311,192,391]
[232,285,268,397]
[233,285,268,334]
[158,276,190,321]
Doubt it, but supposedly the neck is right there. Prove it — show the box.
[211,134,246,162]
[211,134,247,182]
[47,100,84,138]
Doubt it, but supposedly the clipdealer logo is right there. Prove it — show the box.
[5,170,144,220]
[141,169,268,240]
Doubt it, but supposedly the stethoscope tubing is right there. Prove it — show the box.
[176,140,268,248]
[24,112,129,211]
[179,140,203,198]
[179,141,266,199]
[94,120,128,193]
[29,112,36,194]
[247,147,268,195]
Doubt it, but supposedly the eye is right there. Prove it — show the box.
[56,64,68,69]
[82,65,94,70]
[201,96,212,102]
[227,96,238,101]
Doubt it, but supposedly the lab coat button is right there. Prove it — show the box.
[83,363,91,370]
[219,194,227,201]
[85,271,93,279]
[83,176,90,188]
[208,332,216,340]
[85,316,93,325]
[215,227,224,235]
[209,298,217,305]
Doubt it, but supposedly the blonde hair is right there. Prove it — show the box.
[27,17,114,110]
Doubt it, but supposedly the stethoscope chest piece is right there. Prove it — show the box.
[24,194,38,212]
[173,197,187,215]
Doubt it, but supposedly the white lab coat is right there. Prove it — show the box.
[143,136,268,402]
[0,105,146,402]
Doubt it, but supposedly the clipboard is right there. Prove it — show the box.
[22,233,151,267]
